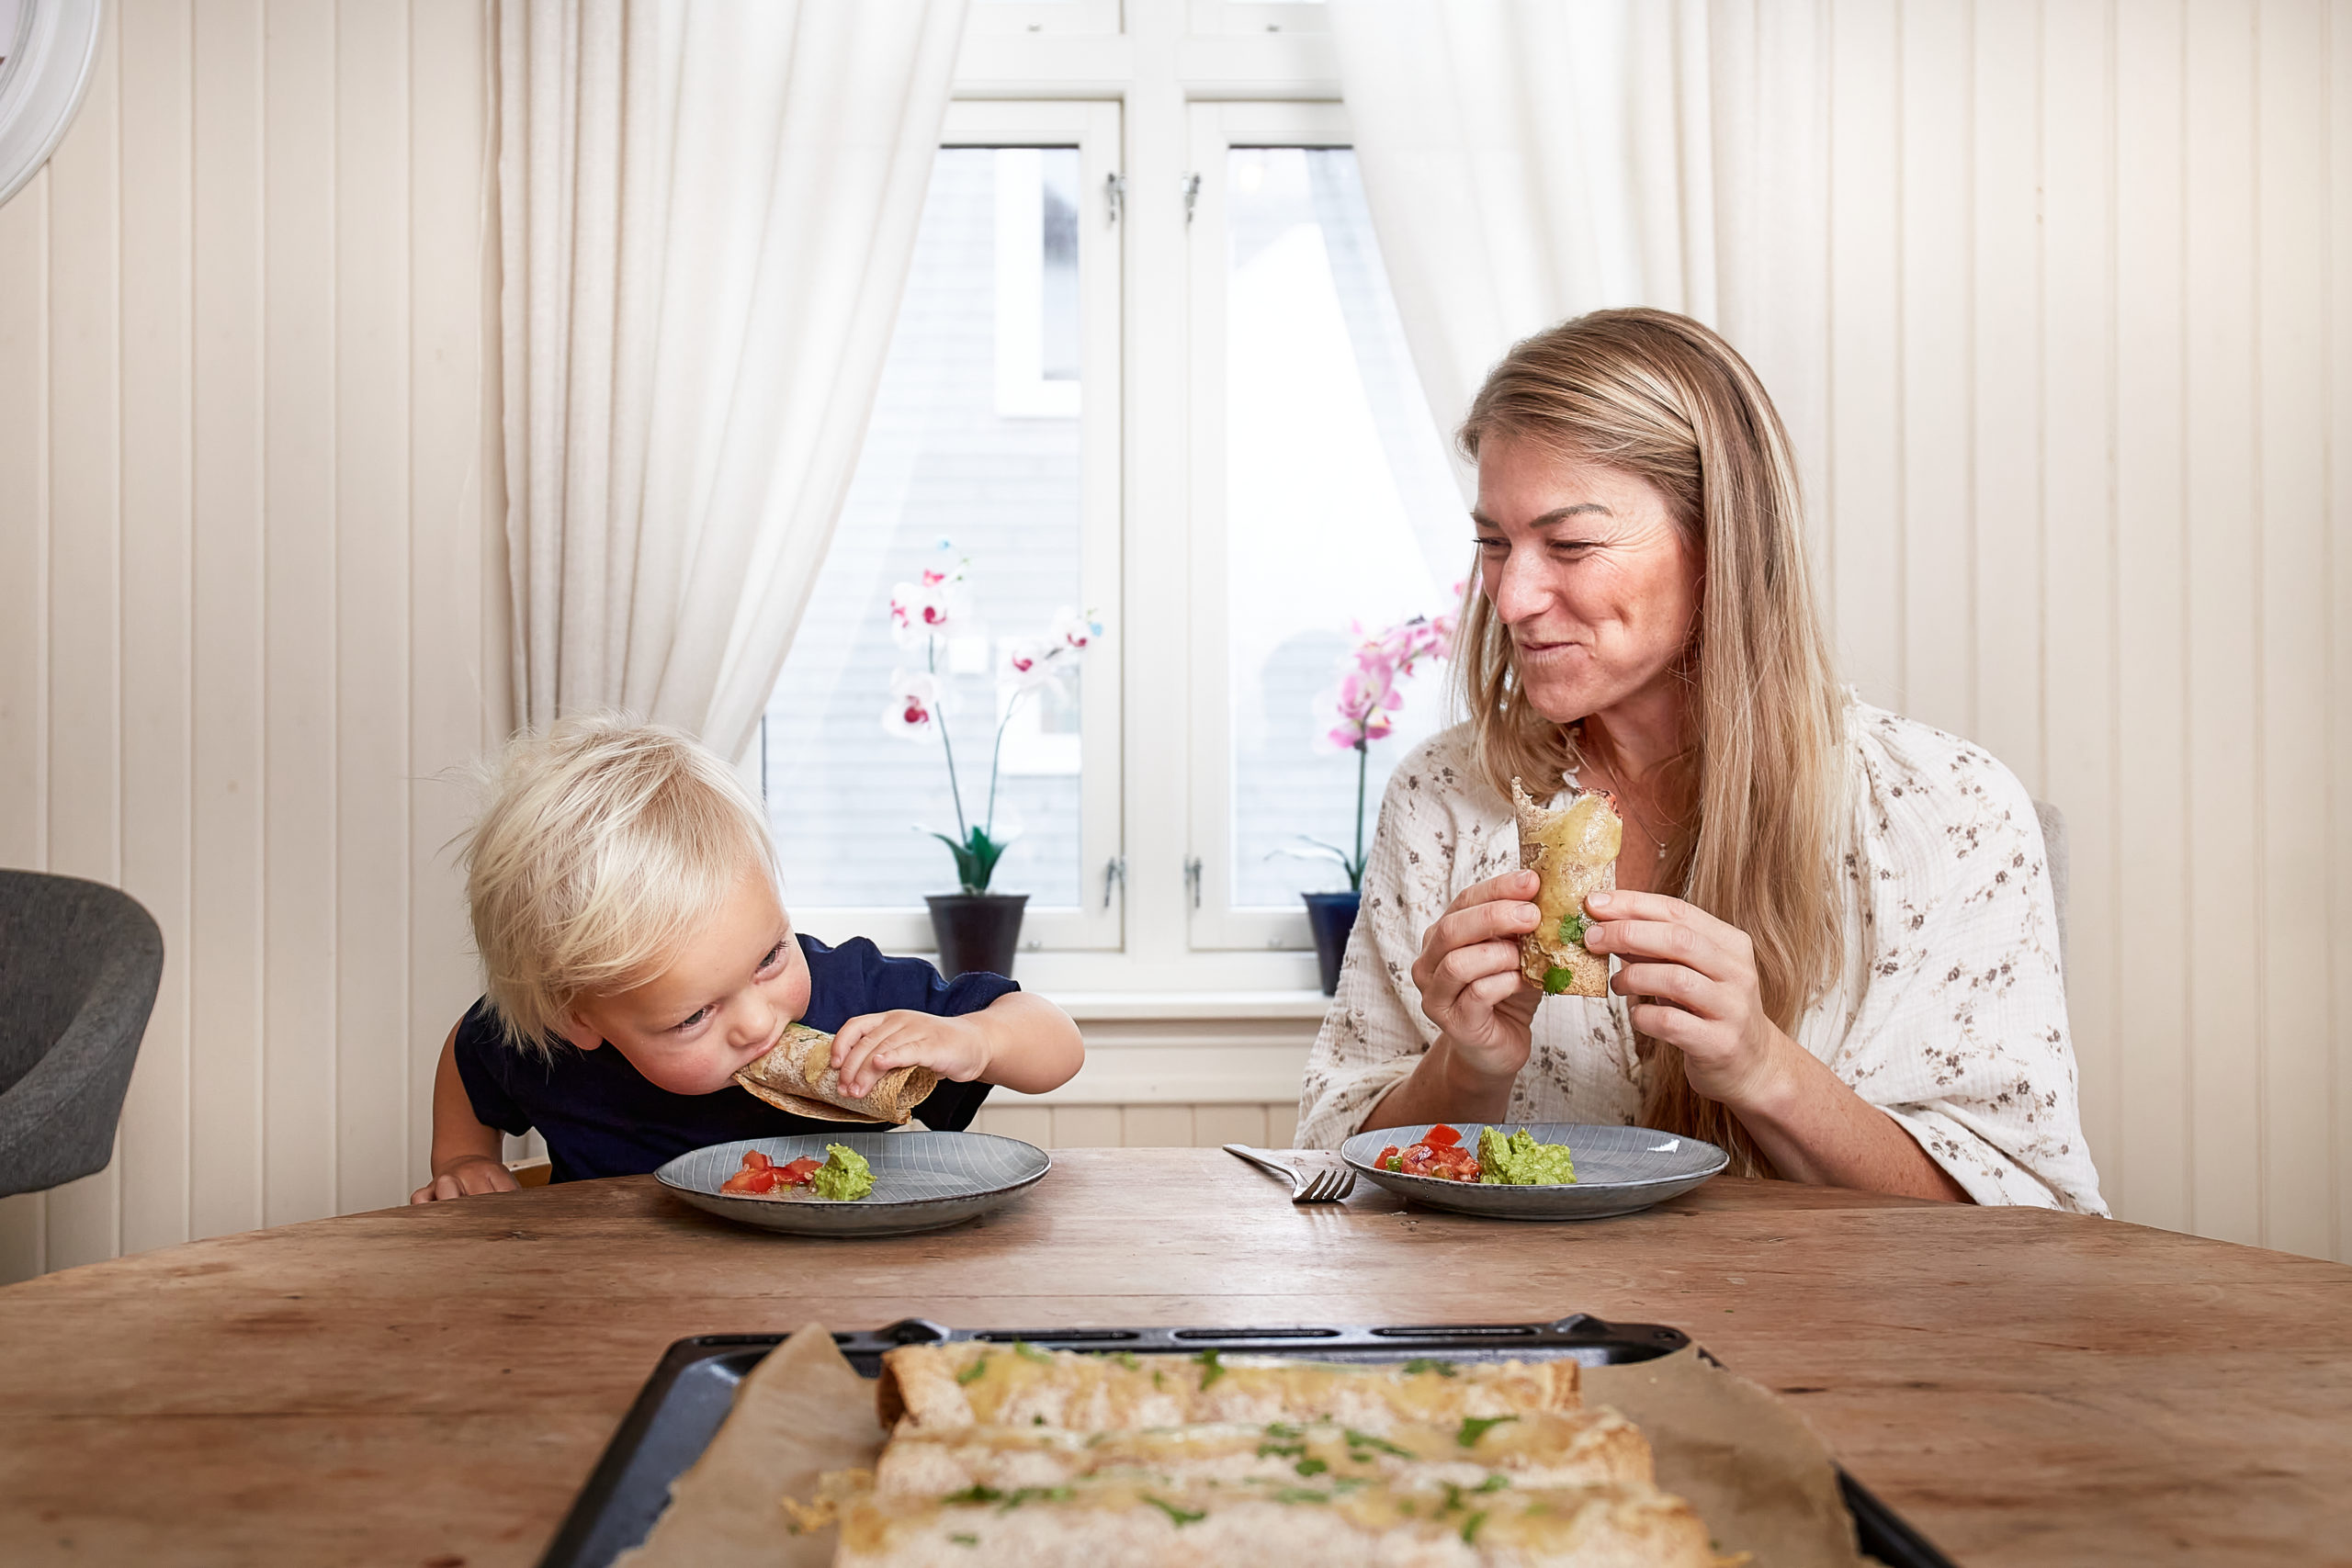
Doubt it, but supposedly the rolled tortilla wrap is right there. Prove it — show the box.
[870,1409,1653,1498]
[1512,777,1623,998]
[831,1473,1716,1568]
[733,1021,938,1126]
[876,1343,1577,1433]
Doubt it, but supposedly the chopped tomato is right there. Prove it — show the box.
[1396,1139,1481,1181]
[1422,1123,1463,1148]
[1377,1145,1399,1165]
[720,1148,823,1196]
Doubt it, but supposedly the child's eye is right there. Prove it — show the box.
[755,941,787,976]
[671,1006,712,1033]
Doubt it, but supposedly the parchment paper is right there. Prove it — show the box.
[615,1336,1873,1568]
[611,1325,885,1568]
[1586,1348,1869,1568]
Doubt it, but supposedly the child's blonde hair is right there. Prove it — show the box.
[463,716,777,1056]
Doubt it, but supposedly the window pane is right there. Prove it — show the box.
[764,148,1086,911]
[1226,147,1464,908]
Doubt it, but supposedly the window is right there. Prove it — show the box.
[764,5,1456,993]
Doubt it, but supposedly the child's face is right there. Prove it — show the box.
[559,866,811,1096]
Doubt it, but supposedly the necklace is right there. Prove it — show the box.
[1567,721,1676,862]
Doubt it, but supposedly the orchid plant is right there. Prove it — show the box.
[883,547,1102,894]
[1293,607,1456,892]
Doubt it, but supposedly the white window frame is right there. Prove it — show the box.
[1183,100,1359,952]
[784,99,1126,958]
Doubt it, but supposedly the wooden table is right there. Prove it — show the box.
[3,1150,2348,1567]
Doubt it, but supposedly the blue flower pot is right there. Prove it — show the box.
[1302,891,1362,997]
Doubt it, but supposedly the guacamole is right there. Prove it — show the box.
[1476,1126,1576,1186]
[808,1142,876,1201]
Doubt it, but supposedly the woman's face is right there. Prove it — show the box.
[1473,435,1701,726]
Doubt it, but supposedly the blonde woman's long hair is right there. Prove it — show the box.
[1455,309,1847,1173]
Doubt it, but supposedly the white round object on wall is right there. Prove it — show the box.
[0,0,103,210]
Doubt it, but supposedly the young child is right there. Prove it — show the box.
[409,718,1085,1201]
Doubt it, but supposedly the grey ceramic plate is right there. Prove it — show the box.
[655,1132,1049,1237]
[1340,1122,1726,1221]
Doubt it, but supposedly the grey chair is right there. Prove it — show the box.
[2032,799,2069,969]
[0,872,164,1197]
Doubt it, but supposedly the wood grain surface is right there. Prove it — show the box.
[2,1149,2347,1567]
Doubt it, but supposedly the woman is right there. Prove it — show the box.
[1297,309,2103,1212]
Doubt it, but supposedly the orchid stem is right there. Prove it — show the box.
[1351,740,1369,891]
[931,639,970,841]
[984,698,1018,835]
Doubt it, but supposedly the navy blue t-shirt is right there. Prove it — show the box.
[453,933,1013,1182]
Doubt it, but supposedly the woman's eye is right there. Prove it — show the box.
[1475,536,1508,554]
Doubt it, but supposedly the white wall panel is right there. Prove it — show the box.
[0,0,497,1280]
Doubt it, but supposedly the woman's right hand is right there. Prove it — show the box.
[1410,869,1543,1087]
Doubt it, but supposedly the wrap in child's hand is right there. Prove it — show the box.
[734,1022,937,1125]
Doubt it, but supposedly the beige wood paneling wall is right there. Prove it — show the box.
[1766,0,2347,1262]
[0,0,503,1280]
[0,0,2346,1280]
[970,1102,1303,1151]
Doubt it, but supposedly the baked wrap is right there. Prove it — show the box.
[876,1343,1577,1433]
[1511,777,1624,998]
[831,1473,1716,1568]
[869,1408,1653,1498]
[732,1021,937,1126]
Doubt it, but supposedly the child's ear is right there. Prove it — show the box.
[554,1009,605,1053]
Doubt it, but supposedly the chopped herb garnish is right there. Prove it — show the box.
[1012,1339,1053,1364]
[956,1355,989,1386]
[1401,1358,1460,1378]
[1331,1476,1372,1495]
[1257,1439,1306,1460]
[1142,1495,1205,1527]
[1557,911,1588,947]
[1032,1415,1046,1426]
[1114,1351,1141,1370]
[1343,1427,1416,1458]
[950,1533,979,1547]
[1272,1487,1331,1504]
[1462,1510,1489,1544]
[1152,1369,1166,1390]
[944,1484,1002,1506]
[1196,1348,1226,1389]
[1542,964,1575,994]
[1456,1415,1520,1448]
[996,1485,1073,1511]
[1294,1457,1328,1477]
[1263,1421,1302,1439]
[1474,1473,1510,1493]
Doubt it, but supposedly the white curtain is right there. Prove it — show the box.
[1325,0,1828,466]
[498,0,968,761]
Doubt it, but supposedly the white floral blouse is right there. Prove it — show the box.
[1296,702,2109,1214]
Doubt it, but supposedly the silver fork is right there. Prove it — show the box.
[1222,1144,1356,1204]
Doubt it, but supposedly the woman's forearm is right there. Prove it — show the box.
[1360,1038,1516,1133]
[1733,1034,1969,1201]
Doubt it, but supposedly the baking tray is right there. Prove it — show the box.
[538,1316,1956,1568]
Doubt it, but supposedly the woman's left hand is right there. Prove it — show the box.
[1578,888,1795,1111]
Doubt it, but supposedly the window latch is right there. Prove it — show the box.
[1183,855,1204,908]
[1104,172,1125,226]
[1181,171,1202,226]
[1101,856,1125,909]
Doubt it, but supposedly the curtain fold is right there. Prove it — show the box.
[498,0,968,761]
[1325,0,1827,478]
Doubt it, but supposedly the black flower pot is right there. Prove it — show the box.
[1302,890,1361,996]
[925,892,1029,979]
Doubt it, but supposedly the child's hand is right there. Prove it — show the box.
[408,1155,522,1204]
[830,1010,993,1100]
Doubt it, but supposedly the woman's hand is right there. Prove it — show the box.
[1579,888,1793,1109]
[408,1154,521,1204]
[831,1010,992,1100]
[1410,869,1544,1088]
